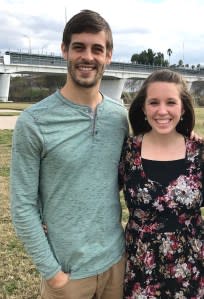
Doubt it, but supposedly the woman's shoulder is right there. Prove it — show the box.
[126,134,143,144]
[123,134,143,152]
[185,136,204,150]
[185,137,204,164]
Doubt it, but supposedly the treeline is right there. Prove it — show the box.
[9,74,66,102]
[131,49,169,66]
[9,73,204,107]
[130,48,202,69]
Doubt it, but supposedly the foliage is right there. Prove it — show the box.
[131,48,169,66]
[197,96,204,106]
[0,130,13,145]
[167,48,173,64]
[121,92,137,105]
[178,59,184,67]
[9,74,66,102]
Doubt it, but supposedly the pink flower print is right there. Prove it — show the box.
[144,251,155,270]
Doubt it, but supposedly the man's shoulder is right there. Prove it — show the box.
[15,91,60,130]
[25,91,59,114]
[104,96,125,107]
[103,95,127,114]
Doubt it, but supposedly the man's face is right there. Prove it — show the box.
[62,31,112,88]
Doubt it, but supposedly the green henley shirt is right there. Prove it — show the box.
[10,90,129,279]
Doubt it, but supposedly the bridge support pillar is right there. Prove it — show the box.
[186,81,192,91]
[100,78,126,100]
[0,74,11,102]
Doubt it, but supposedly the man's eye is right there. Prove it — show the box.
[73,46,83,51]
[93,47,103,53]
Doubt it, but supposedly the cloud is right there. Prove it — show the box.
[0,0,204,65]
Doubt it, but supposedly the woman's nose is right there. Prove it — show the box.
[158,104,167,114]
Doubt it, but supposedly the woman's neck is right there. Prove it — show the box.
[141,131,186,161]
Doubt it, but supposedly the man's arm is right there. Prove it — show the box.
[10,111,61,279]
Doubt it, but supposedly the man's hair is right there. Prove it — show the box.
[62,9,113,52]
[129,69,195,137]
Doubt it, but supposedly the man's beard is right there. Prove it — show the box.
[68,61,105,88]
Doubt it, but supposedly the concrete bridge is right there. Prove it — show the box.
[1,51,204,102]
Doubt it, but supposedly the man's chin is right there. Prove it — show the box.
[75,80,98,88]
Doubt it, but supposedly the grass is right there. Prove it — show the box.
[194,107,204,136]
[0,102,32,110]
[0,102,32,116]
[0,112,21,116]
[0,130,41,299]
[1,108,204,298]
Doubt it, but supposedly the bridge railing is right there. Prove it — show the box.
[5,51,66,66]
[4,51,204,76]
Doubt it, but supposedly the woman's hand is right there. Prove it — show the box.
[190,130,203,142]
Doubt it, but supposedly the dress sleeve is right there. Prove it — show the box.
[118,137,130,190]
[200,142,204,207]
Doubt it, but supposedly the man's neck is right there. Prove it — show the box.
[60,82,102,110]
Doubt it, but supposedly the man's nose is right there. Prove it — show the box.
[81,48,93,61]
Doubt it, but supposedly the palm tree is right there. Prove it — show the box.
[167,48,172,65]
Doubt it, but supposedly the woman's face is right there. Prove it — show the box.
[143,81,184,135]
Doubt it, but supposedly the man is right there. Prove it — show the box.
[10,10,128,299]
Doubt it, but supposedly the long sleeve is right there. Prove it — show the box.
[10,111,61,279]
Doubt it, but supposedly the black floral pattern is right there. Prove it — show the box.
[119,136,204,299]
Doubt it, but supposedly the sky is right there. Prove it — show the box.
[1,0,204,66]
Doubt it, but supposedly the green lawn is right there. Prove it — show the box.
[0,102,32,110]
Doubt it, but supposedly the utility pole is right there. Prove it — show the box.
[65,7,67,24]
[23,35,31,53]
[182,41,184,64]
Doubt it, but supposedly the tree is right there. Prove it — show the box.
[131,49,167,66]
[154,52,164,66]
[131,53,139,63]
[147,48,155,65]
[178,59,183,67]
[167,48,172,64]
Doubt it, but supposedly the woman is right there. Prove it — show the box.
[119,69,204,298]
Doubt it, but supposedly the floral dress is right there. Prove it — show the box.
[119,136,204,299]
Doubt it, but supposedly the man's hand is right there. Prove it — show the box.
[47,271,69,288]
[190,130,203,142]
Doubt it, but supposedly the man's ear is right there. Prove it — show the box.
[61,43,68,60]
[106,50,112,65]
